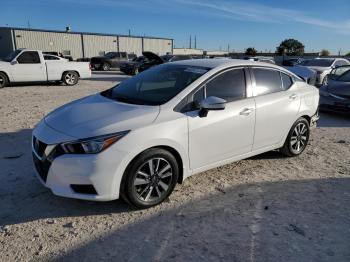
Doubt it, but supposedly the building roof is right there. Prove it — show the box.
[0,26,173,41]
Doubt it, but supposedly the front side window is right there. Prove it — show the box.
[102,64,209,105]
[253,68,282,96]
[17,51,41,64]
[205,69,246,102]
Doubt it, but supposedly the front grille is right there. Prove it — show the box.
[33,152,51,182]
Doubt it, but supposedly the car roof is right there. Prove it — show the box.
[171,58,281,70]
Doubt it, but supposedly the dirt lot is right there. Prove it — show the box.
[1,73,350,262]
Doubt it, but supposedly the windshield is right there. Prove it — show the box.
[3,50,22,62]
[101,64,209,105]
[337,70,350,82]
[133,56,146,62]
[105,52,118,58]
[300,59,334,67]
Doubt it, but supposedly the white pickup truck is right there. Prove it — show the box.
[0,49,91,88]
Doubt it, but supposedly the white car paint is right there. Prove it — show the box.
[32,59,319,201]
[0,49,91,84]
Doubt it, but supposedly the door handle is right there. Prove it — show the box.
[239,108,254,116]
[289,94,297,100]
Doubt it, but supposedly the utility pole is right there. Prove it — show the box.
[128,29,131,36]
[189,35,192,49]
[194,36,197,49]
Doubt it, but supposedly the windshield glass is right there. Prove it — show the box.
[337,70,350,82]
[133,56,145,62]
[300,59,334,67]
[101,64,209,105]
[105,52,118,58]
[3,50,22,62]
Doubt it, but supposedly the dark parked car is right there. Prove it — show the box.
[90,52,131,71]
[282,58,304,66]
[319,65,350,114]
[120,52,193,75]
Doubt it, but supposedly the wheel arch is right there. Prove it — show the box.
[0,71,10,83]
[61,70,80,79]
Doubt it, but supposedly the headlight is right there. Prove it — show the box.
[61,131,129,154]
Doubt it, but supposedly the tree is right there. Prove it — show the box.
[276,39,305,56]
[320,49,330,57]
[245,47,257,56]
[345,52,350,57]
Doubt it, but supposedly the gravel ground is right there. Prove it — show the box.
[0,74,350,262]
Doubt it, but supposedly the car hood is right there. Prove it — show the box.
[44,93,160,139]
[142,51,164,64]
[0,60,10,67]
[326,80,350,97]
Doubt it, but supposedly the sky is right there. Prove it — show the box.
[1,0,350,54]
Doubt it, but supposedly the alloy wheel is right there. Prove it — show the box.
[65,73,76,85]
[290,122,308,153]
[133,157,173,202]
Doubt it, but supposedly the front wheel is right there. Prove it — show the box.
[62,71,79,86]
[0,72,8,88]
[280,117,310,157]
[122,148,179,208]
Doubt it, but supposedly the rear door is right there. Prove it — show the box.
[11,51,46,82]
[187,68,256,171]
[251,67,300,150]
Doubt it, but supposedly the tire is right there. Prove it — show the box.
[102,63,111,71]
[0,72,8,88]
[62,71,79,86]
[280,117,310,157]
[122,148,179,208]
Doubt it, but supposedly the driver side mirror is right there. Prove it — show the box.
[198,96,226,117]
[10,60,18,65]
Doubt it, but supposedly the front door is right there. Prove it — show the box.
[187,68,255,171]
[11,51,46,82]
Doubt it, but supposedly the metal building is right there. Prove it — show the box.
[0,27,173,59]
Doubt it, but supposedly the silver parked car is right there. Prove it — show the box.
[300,58,350,86]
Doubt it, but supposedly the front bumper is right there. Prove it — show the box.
[319,95,350,114]
[32,122,128,201]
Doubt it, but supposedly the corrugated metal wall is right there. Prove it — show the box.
[14,29,83,59]
[118,37,142,55]
[82,34,118,58]
[0,28,14,58]
[0,28,173,59]
[143,38,172,55]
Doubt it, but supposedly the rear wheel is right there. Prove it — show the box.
[280,117,310,157]
[102,63,111,71]
[62,71,79,86]
[122,148,178,208]
[0,72,8,88]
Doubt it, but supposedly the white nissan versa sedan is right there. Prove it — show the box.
[32,59,319,208]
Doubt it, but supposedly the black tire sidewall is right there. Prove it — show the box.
[123,149,179,208]
[0,73,8,88]
[286,118,310,156]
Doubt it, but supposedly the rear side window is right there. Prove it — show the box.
[17,51,41,64]
[253,68,282,96]
[206,69,246,102]
[281,73,293,90]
